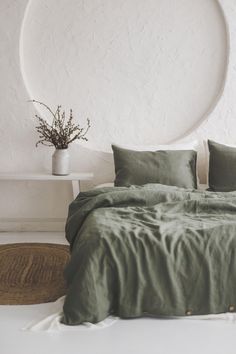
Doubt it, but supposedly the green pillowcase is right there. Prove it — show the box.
[112,145,197,189]
[208,140,236,192]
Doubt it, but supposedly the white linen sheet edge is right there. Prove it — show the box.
[22,296,236,332]
[22,296,119,332]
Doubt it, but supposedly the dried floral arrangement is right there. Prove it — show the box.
[30,100,90,149]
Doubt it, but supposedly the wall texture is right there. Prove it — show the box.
[0,0,235,230]
[21,0,227,149]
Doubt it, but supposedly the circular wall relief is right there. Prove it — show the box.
[20,0,228,151]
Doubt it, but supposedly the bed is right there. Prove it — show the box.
[61,141,236,325]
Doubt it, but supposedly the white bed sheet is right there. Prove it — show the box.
[23,297,236,333]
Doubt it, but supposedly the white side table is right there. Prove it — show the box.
[0,172,94,198]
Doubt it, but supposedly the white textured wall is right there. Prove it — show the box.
[0,0,235,230]
[21,0,227,149]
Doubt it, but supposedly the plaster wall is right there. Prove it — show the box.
[0,0,235,230]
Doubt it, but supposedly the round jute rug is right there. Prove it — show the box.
[0,243,70,305]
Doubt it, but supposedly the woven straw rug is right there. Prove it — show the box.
[0,243,70,305]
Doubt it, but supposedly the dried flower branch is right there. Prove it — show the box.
[30,100,91,149]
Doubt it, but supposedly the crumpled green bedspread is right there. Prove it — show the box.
[62,184,236,325]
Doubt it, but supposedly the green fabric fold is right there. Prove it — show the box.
[63,184,236,325]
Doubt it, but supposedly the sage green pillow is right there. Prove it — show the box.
[208,140,236,191]
[112,145,197,188]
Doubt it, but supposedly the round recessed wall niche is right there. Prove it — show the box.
[21,0,228,151]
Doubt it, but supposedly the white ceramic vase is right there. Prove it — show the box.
[52,148,70,175]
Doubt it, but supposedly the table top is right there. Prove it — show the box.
[0,172,93,181]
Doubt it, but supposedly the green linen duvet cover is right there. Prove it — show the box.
[62,184,236,325]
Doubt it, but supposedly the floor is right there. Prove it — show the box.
[1,232,236,354]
